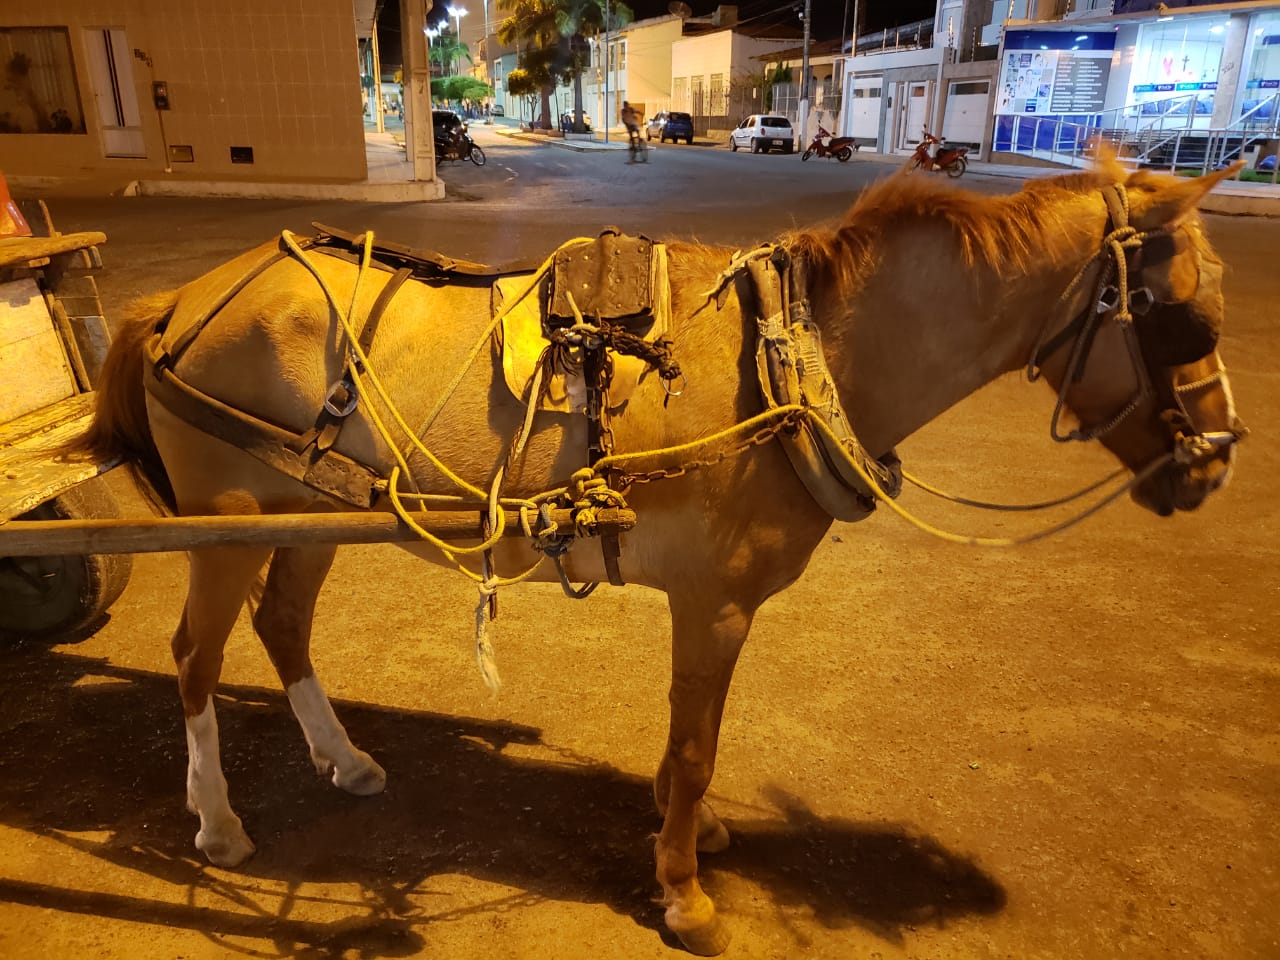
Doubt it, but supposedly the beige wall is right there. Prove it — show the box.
[2,0,366,182]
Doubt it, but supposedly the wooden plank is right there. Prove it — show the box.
[0,233,106,270]
[0,277,76,420]
[0,507,638,556]
[0,400,115,520]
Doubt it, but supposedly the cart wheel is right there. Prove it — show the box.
[0,478,132,643]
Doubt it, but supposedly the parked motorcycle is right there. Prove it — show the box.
[908,130,967,177]
[435,128,486,167]
[801,126,857,162]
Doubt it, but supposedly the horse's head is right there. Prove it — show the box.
[1033,163,1244,516]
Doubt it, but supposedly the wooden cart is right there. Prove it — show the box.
[0,186,131,642]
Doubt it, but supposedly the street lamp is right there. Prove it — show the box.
[447,5,468,75]
[424,24,440,77]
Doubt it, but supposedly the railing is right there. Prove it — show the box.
[853,18,933,55]
[995,92,1224,166]
[1147,93,1279,179]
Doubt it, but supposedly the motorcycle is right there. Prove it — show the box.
[801,126,857,163]
[435,128,486,167]
[908,130,967,178]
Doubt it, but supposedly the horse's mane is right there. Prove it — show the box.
[786,168,1120,292]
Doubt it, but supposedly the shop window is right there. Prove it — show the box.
[1130,18,1225,106]
[0,27,86,134]
[1244,12,1280,105]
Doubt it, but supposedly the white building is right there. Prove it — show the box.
[834,0,1280,168]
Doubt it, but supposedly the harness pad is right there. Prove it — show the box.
[497,233,671,414]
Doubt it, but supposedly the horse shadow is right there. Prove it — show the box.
[0,646,1006,956]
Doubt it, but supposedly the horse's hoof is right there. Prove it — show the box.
[667,908,732,957]
[696,804,730,854]
[332,751,386,796]
[195,821,255,868]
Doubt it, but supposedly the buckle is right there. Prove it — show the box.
[323,377,359,417]
[1095,285,1121,314]
[1128,287,1155,316]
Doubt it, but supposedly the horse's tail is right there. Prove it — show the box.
[80,290,180,513]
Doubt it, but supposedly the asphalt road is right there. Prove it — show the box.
[3,141,1277,960]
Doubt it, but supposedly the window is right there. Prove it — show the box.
[952,81,989,97]
[853,86,882,99]
[710,73,726,115]
[672,76,687,110]
[690,75,704,114]
[0,27,86,134]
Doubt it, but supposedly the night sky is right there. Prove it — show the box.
[411,0,937,43]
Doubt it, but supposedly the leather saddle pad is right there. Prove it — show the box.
[496,242,671,414]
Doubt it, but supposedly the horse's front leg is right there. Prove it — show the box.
[252,544,386,795]
[176,545,274,867]
[655,588,753,956]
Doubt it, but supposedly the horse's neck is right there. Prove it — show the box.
[817,198,1103,456]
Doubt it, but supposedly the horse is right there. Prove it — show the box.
[76,158,1243,955]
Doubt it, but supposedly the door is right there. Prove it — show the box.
[903,81,929,149]
[848,79,882,147]
[82,28,145,159]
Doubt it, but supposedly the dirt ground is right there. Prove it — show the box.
[0,193,1276,960]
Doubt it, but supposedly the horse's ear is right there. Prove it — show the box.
[1089,138,1127,182]
[1125,162,1245,230]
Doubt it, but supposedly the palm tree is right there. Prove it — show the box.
[556,0,633,134]
[430,34,472,79]
[497,0,632,132]
[497,0,560,129]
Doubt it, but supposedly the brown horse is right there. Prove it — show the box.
[78,160,1242,955]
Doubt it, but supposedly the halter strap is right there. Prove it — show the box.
[1028,183,1162,444]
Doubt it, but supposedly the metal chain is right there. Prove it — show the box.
[610,409,805,486]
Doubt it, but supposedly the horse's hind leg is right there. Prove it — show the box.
[252,545,386,795]
[176,545,274,867]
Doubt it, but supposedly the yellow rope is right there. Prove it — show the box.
[278,229,599,580]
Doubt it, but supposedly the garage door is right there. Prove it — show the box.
[942,80,990,147]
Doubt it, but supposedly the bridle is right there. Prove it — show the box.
[1027,183,1244,465]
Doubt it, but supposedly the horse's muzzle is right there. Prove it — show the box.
[1131,418,1246,515]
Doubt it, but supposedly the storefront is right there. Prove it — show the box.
[993,2,1280,156]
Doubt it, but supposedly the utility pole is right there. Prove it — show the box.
[797,0,811,155]
[604,0,611,144]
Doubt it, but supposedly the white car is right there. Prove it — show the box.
[729,114,795,154]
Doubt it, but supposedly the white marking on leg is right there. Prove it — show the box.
[184,700,254,867]
[286,675,386,795]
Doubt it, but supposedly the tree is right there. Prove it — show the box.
[554,0,633,133]
[497,0,633,133]
[431,75,493,105]
[505,68,545,124]
[430,36,471,78]
[497,0,559,129]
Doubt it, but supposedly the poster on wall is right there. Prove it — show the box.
[996,31,1116,116]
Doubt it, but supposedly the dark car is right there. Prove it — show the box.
[432,109,465,143]
[647,110,694,145]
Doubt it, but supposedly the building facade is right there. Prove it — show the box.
[2,0,372,185]
[835,0,1279,165]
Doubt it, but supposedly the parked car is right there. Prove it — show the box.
[729,114,795,154]
[647,110,694,144]
[491,104,505,117]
